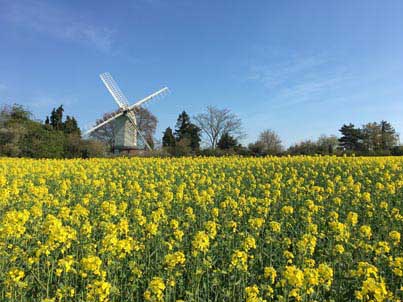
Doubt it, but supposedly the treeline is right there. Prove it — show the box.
[0,104,105,158]
[159,106,402,156]
[1,103,402,158]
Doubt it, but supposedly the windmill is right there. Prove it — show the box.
[85,72,169,153]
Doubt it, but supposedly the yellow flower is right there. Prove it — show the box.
[81,256,102,276]
[7,268,25,283]
[192,231,210,254]
[388,231,400,246]
[269,221,281,233]
[283,265,304,288]
[303,268,319,286]
[334,244,345,254]
[347,212,358,225]
[249,217,265,230]
[145,277,165,302]
[318,263,333,288]
[86,280,111,302]
[281,206,294,215]
[297,234,317,255]
[57,255,75,276]
[283,251,294,264]
[375,241,390,255]
[0,209,30,239]
[390,257,403,277]
[359,225,372,239]
[164,251,186,269]
[264,266,277,284]
[243,235,257,251]
[245,285,263,302]
[230,250,248,271]
[355,277,388,302]
[205,220,217,239]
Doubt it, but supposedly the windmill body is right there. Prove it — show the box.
[85,72,169,154]
[114,115,136,150]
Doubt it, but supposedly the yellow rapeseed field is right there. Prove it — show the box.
[0,156,402,302]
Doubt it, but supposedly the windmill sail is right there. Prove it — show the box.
[100,72,130,109]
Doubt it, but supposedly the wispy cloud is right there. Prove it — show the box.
[0,83,6,92]
[246,54,356,108]
[27,95,76,110]
[1,0,114,52]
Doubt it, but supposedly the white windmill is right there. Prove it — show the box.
[85,72,169,153]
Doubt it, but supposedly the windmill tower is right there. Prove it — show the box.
[85,72,169,153]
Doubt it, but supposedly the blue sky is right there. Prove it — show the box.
[1,0,403,146]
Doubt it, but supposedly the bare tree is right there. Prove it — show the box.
[250,129,283,155]
[317,134,339,154]
[90,107,157,150]
[194,106,243,149]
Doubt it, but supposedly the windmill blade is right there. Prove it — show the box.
[129,87,169,109]
[84,111,124,135]
[126,111,152,150]
[100,72,130,109]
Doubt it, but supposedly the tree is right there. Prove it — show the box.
[316,135,339,154]
[162,127,176,148]
[380,120,399,150]
[134,107,158,149]
[20,122,65,158]
[63,116,81,135]
[89,111,116,151]
[248,141,265,155]
[257,129,283,155]
[175,111,201,151]
[0,104,30,156]
[217,132,238,150]
[287,140,318,155]
[6,104,31,121]
[50,105,64,130]
[338,123,365,151]
[362,122,382,151]
[194,106,243,149]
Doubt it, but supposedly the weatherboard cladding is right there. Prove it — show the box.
[113,115,136,148]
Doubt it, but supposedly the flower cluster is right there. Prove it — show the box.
[1,156,402,301]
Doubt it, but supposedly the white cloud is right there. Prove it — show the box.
[247,55,328,89]
[1,0,114,52]
[246,54,356,108]
[27,95,76,109]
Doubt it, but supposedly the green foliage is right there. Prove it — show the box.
[217,132,238,150]
[339,123,365,151]
[162,127,175,148]
[0,103,106,158]
[339,121,399,154]
[287,140,319,155]
[174,111,201,152]
[63,115,81,135]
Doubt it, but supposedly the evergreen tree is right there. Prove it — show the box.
[63,116,81,135]
[174,111,191,140]
[162,127,175,147]
[174,111,201,151]
[217,132,238,150]
[50,105,64,130]
[338,123,365,151]
[45,116,50,125]
[380,120,398,150]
